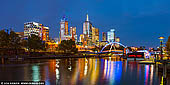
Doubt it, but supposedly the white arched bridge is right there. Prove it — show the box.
[98,41,129,55]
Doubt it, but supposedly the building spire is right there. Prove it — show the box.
[86,14,89,21]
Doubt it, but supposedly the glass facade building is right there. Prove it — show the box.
[107,29,115,42]
[83,14,93,46]
[60,16,69,41]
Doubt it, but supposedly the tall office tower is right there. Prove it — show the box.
[95,28,99,46]
[107,29,115,42]
[102,32,107,41]
[70,27,77,42]
[39,24,49,41]
[83,14,92,46]
[43,27,49,41]
[24,22,49,41]
[92,27,99,46]
[60,16,69,41]
[92,27,96,44]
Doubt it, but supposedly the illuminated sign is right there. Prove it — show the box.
[128,55,143,58]
[127,52,144,58]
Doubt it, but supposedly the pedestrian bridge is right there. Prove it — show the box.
[99,41,128,54]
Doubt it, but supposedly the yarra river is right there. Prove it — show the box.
[0,56,169,85]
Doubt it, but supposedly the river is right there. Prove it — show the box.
[0,56,168,85]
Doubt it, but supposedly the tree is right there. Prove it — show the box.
[166,36,170,55]
[21,39,28,49]
[0,30,9,48]
[0,30,22,55]
[0,30,21,49]
[57,39,78,54]
[27,34,45,52]
[9,31,21,49]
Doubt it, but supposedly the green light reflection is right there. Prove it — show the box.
[32,65,40,81]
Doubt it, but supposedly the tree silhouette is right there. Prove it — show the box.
[27,34,45,52]
[0,30,9,48]
[9,30,21,49]
[57,39,78,54]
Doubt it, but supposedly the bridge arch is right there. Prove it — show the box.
[100,42,127,53]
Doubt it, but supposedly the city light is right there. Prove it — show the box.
[0,1,169,84]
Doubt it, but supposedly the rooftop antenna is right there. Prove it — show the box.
[86,14,89,21]
[86,10,89,21]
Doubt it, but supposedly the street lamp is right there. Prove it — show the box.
[159,36,164,60]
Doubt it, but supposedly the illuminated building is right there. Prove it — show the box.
[92,27,99,46]
[92,27,95,45]
[107,29,115,42]
[46,41,58,52]
[16,32,24,40]
[54,38,59,44]
[24,22,49,41]
[95,28,99,46]
[65,35,72,40]
[100,41,108,47]
[83,14,92,46]
[70,27,77,42]
[115,37,120,42]
[102,32,107,41]
[79,34,85,45]
[115,37,120,47]
[24,22,41,39]
[39,24,49,41]
[60,16,69,41]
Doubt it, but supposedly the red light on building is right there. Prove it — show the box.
[128,55,143,58]
[127,52,144,58]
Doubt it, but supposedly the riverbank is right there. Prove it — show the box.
[27,54,111,59]
[0,54,111,60]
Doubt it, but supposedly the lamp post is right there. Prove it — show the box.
[159,36,164,60]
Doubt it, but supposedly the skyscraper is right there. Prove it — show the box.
[83,14,92,46]
[70,27,77,42]
[92,27,96,44]
[102,32,107,41]
[60,16,69,41]
[92,27,99,46]
[107,29,115,42]
[39,24,49,41]
[95,28,99,46]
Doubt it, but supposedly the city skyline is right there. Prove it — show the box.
[0,0,170,48]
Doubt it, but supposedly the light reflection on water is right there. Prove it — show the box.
[32,65,40,81]
[0,57,165,85]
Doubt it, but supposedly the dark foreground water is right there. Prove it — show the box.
[0,57,169,85]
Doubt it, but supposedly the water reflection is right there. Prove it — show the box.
[56,59,60,84]
[0,57,165,85]
[32,65,40,81]
[145,65,149,85]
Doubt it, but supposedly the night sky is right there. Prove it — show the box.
[0,0,170,48]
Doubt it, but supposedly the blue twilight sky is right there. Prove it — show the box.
[0,0,170,48]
